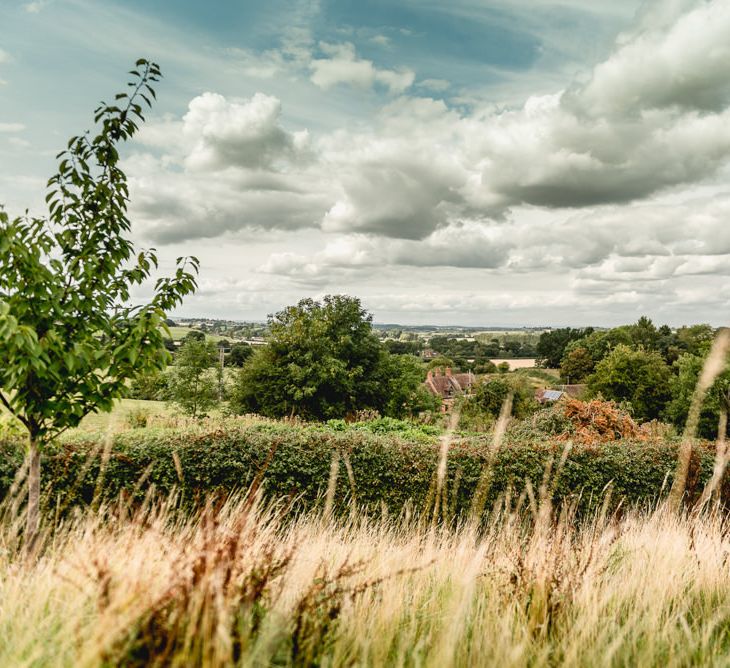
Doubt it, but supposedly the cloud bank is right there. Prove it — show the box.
[121,0,730,323]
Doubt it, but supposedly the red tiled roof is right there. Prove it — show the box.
[424,368,475,399]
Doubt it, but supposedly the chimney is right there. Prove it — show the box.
[445,367,452,377]
[427,370,433,380]
[434,367,441,377]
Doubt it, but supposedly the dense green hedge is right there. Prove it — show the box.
[0,422,723,518]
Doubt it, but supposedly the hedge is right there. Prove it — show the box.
[0,421,723,519]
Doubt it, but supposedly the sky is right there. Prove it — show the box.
[1,0,730,327]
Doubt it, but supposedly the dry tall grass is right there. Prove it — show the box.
[3,487,730,667]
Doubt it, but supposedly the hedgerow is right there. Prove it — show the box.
[0,419,722,518]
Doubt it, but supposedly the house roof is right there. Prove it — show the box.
[424,368,475,399]
[542,390,565,401]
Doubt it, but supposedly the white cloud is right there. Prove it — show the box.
[309,42,414,93]
[417,78,450,92]
[260,221,513,279]
[578,1,730,114]
[130,93,329,243]
[181,92,311,171]
[0,122,25,133]
[23,1,51,13]
[132,0,730,249]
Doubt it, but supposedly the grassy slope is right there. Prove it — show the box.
[76,398,172,432]
[1,496,729,666]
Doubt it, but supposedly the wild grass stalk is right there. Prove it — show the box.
[3,485,730,666]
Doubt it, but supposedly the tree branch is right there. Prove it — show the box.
[0,390,30,431]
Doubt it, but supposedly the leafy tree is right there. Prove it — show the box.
[226,342,253,367]
[627,315,660,350]
[129,370,169,401]
[560,347,594,383]
[536,327,593,368]
[665,353,730,439]
[656,325,683,365]
[588,345,671,421]
[167,338,220,417]
[473,361,498,375]
[383,339,422,356]
[230,295,419,420]
[497,361,510,374]
[379,353,433,418]
[0,60,198,539]
[675,324,715,356]
[181,329,205,344]
[427,356,455,371]
[459,375,536,431]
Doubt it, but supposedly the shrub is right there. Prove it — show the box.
[0,420,721,519]
[125,408,150,429]
[325,417,440,442]
[508,399,647,444]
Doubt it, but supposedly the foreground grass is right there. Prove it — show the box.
[2,493,730,667]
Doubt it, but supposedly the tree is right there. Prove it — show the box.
[458,375,536,431]
[536,328,593,368]
[230,295,419,420]
[627,315,659,350]
[383,339,422,356]
[181,329,205,343]
[129,369,169,401]
[226,342,253,367]
[378,353,432,418]
[675,324,715,356]
[588,345,671,421]
[564,329,628,365]
[473,360,498,375]
[167,338,219,417]
[560,347,594,383]
[427,356,455,371]
[665,353,730,439]
[0,60,198,541]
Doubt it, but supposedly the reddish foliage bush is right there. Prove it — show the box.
[560,398,644,444]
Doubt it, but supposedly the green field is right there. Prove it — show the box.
[166,326,233,344]
[76,398,172,432]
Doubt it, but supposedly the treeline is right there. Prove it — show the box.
[171,319,268,340]
[134,296,440,421]
[536,318,726,437]
[428,336,535,366]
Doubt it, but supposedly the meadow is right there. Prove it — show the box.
[2,483,730,666]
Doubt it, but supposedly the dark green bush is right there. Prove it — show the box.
[0,421,722,519]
